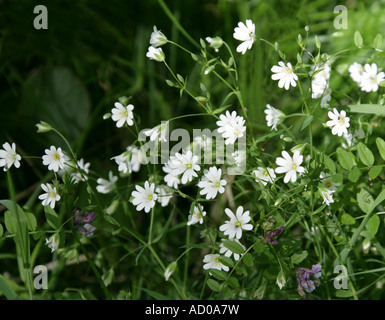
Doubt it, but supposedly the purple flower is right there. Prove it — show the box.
[296,264,322,297]
[73,211,95,224]
[75,223,96,237]
[263,226,284,245]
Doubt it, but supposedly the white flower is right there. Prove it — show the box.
[45,233,59,253]
[276,271,286,290]
[349,62,364,84]
[319,172,340,192]
[275,150,305,183]
[359,63,385,92]
[216,111,246,145]
[111,102,134,128]
[0,142,21,171]
[233,19,256,54]
[326,108,350,137]
[146,46,165,62]
[231,150,246,167]
[168,150,200,184]
[156,185,173,207]
[164,262,177,281]
[198,166,227,200]
[219,238,245,261]
[38,183,61,209]
[163,155,181,189]
[131,180,158,213]
[96,171,118,194]
[111,145,142,174]
[71,158,90,184]
[219,206,253,240]
[42,146,66,172]
[271,61,298,90]
[143,122,168,143]
[202,254,229,272]
[310,62,332,107]
[187,204,206,226]
[252,166,276,186]
[150,25,167,47]
[264,104,285,131]
[319,187,335,206]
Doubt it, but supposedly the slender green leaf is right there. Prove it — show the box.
[376,137,385,160]
[0,275,21,300]
[348,104,385,115]
[291,250,308,265]
[209,269,227,281]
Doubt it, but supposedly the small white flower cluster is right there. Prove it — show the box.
[349,62,385,92]
[216,111,246,145]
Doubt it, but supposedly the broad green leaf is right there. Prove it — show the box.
[348,104,385,115]
[209,269,227,281]
[354,31,363,48]
[207,279,222,292]
[243,253,253,267]
[336,289,354,298]
[291,250,308,265]
[341,213,356,225]
[376,137,385,160]
[322,154,336,173]
[366,214,380,235]
[24,212,37,232]
[357,189,374,214]
[4,211,17,234]
[369,166,382,179]
[357,142,374,167]
[223,240,245,255]
[253,240,265,253]
[227,276,240,289]
[337,147,354,170]
[348,167,361,183]
[218,256,234,268]
[373,33,383,49]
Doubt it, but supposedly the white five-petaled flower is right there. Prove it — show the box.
[264,104,285,131]
[326,108,350,137]
[155,185,173,207]
[45,233,59,253]
[252,166,276,186]
[71,158,90,184]
[142,122,169,143]
[319,172,340,192]
[271,61,298,90]
[349,62,364,84]
[198,166,227,200]
[319,187,335,206]
[96,171,118,194]
[168,150,200,185]
[233,19,256,54]
[0,142,21,171]
[187,203,206,226]
[131,180,158,213]
[38,183,61,209]
[275,150,305,183]
[359,63,385,92]
[146,46,165,62]
[111,145,142,174]
[202,254,229,272]
[219,238,245,261]
[216,111,246,145]
[111,102,134,128]
[42,146,66,172]
[310,62,332,107]
[219,206,253,240]
[150,25,168,47]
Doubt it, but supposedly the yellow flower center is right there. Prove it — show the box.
[324,179,332,188]
[235,220,242,228]
[292,163,297,170]
[215,181,221,188]
[53,153,61,161]
[147,194,153,202]
[186,163,192,169]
